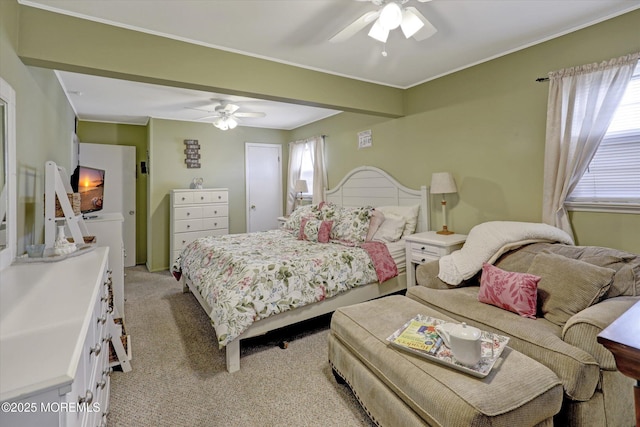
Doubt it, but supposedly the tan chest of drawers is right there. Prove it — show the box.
[170,189,229,266]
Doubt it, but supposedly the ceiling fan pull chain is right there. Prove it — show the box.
[382,43,388,57]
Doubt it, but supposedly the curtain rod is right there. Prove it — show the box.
[536,77,549,82]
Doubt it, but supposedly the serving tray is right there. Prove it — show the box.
[387,314,510,378]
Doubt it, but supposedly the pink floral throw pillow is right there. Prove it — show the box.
[478,263,541,319]
[299,218,333,243]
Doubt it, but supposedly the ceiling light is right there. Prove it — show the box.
[368,19,390,43]
[378,2,403,30]
[400,8,425,38]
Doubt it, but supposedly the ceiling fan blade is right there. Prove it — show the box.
[234,112,266,118]
[195,114,220,121]
[405,7,437,41]
[329,10,380,43]
[221,103,240,114]
[416,0,433,2]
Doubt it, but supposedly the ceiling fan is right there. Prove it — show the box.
[190,100,266,130]
[330,0,437,44]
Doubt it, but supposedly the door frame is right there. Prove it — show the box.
[245,142,283,232]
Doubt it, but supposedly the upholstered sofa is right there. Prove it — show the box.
[411,241,639,426]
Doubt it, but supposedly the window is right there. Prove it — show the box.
[566,62,640,213]
[298,144,314,198]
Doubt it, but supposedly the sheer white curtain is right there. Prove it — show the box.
[286,136,327,214]
[542,52,639,237]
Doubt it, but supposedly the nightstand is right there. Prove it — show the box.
[405,231,467,287]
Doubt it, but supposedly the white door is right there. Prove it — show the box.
[245,143,282,232]
[80,143,137,267]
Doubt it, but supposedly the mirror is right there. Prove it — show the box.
[0,77,16,270]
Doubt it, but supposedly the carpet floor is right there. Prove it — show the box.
[108,266,376,427]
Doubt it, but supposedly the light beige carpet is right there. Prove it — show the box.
[108,266,375,427]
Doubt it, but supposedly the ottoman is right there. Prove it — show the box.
[329,295,563,427]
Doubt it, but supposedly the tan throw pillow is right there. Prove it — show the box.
[527,252,615,326]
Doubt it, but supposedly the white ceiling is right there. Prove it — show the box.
[21,0,640,129]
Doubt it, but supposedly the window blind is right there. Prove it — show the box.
[568,62,640,204]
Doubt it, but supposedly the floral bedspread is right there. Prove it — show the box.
[172,229,396,347]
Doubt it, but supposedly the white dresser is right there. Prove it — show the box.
[170,188,229,265]
[0,248,114,427]
[84,213,125,320]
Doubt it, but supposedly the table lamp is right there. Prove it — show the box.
[430,172,457,235]
[294,179,308,210]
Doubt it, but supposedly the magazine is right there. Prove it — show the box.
[388,318,443,356]
[387,314,510,378]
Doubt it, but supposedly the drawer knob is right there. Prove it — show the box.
[186,224,191,229]
[90,343,102,356]
[181,197,186,201]
[421,246,426,250]
[187,212,190,216]
[214,223,217,227]
[218,195,221,199]
[78,390,93,405]
[214,210,218,214]
[182,240,186,244]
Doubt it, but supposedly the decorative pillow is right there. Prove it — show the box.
[376,205,420,237]
[298,218,333,243]
[527,252,615,326]
[371,215,406,243]
[478,263,540,319]
[329,206,374,244]
[365,210,385,241]
[283,204,322,233]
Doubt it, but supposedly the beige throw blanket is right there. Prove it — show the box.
[438,221,574,286]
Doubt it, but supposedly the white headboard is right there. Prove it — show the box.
[324,166,430,233]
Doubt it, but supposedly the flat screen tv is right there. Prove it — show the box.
[70,165,105,214]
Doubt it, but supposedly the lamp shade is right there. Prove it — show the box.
[294,179,308,193]
[430,172,457,194]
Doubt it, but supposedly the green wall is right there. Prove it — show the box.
[3,0,639,267]
[76,121,148,265]
[147,119,287,271]
[290,9,640,254]
[0,0,76,254]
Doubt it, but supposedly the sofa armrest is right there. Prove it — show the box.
[415,260,478,289]
[562,296,640,370]
[415,260,457,289]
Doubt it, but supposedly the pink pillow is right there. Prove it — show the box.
[299,218,333,243]
[478,263,540,319]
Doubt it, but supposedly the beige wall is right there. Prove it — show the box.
[290,9,640,254]
[76,121,148,265]
[0,0,76,254]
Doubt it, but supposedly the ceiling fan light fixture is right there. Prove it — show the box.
[213,117,228,130]
[378,2,402,30]
[227,117,238,129]
[368,19,389,43]
[400,8,425,38]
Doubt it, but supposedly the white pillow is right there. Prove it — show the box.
[376,205,420,237]
[372,216,406,243]
[366,210,385,241]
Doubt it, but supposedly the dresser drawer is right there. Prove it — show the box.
[173,230,203,251]
[203,217,229,230]
[174,219,203,233]
[203,205,228,218]
[174,206,203,220]
[409,241,445,257]
[173,192,194,205]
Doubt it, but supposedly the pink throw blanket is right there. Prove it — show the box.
[360,241,399,283]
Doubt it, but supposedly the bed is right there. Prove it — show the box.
[173,166,430,372]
